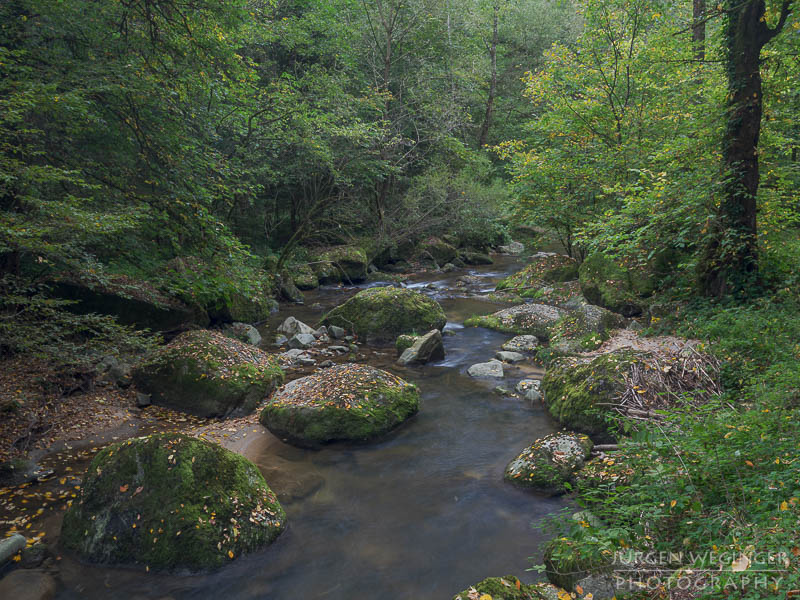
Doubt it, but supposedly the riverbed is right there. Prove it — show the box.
[16,255,570,599]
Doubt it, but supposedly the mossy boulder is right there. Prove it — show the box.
[452,576,564,600]
[504,432,593,496]
[459,250,494,266]
[312,246,368,284]
[417,237,457,265]
[60,433,285,571]
[259,364,419,446]
[292,264,319,290]
[464,304,567,339]
[548,304,626,355]
[132,330,284,418]
[542,350,642,439]
[496,253,579,295]
[321,287,446,343]
[396,334,418,355]
[578,254,656,317]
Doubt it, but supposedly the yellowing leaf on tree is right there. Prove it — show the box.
[228,550,234,559]
[745,460,754,467]
[479,595,492,600]
[780,501,789,511]
[670,500,677,508]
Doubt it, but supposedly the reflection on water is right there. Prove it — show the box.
[55,254,569,600]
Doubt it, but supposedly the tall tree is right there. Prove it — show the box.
[700,0,793,297]
[477,1,499,148]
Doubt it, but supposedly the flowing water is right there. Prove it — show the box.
[51,256,569,600]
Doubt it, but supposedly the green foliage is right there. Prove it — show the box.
[0,275,158,382]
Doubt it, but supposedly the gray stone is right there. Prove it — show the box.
[441,263,457,273]
[273,334,289,346]
[493,387,514,397]
[0,570,56,600]
[495,350,526,363]
[297,357,317,367]
[288,333,316,349]
[319,360,334,368]
[136,392,151,408]
[0,533,26,564]
[501,335,540,353]
[277,316,316,337]
[314,326,328,338]
[225,322,262,346]
[498,241,524,255]
[573,574,618,600]
[281,349,307,360]
[329,345,349,354]
[328,325,346,339]
[516,379,542,403]
[398,330,445,366]
[467,360,504,378]
[20,543,48,568]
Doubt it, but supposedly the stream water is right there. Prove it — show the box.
[51,255,569,599]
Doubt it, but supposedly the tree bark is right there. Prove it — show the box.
[692,0,706,62]
[477,3,499,149]
[700,0,792,297]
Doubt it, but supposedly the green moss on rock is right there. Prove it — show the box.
[504,432,593,496]
[259,364,419,446]
[548,304,626,355]
[313,246,368,284]
[542,350,642,439]
[452,576,564,600]
[496,253,578,293]
[321,287,446,342]
[417,237,457,265]
[292,263,319,290]
[578,254,655,317]
[60,433,285,571]
[132,330,284,418]
[396,334,418,356]
[464,304,567,339]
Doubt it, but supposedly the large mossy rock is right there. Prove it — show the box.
[321,287,446,343]
[497,253,579,292]
[542,350,642,439]
[163,257,278,324]
[417,237,458,265]
[60,433,285,571]
[292,263,319,290]
[548,304,626,356]
[312,246,368,284]
[578,254,655,317]
[504,432,593,496]
[464,304,567,339]
[132,330,284,418]
[53,275,208,331]
[260,364,419,446]
[452,576,564,600]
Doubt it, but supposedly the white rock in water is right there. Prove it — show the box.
[467,360,505,378]
[495,351,526,363]
[278,316,316,337]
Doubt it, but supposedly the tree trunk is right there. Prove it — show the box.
[692,0,705,62]
[477,4,499,149]
[700,0,792,297]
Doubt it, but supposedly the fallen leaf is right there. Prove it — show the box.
[119,484,129,493]
[731,553,750,572]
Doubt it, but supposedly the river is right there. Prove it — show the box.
[47,255,568,599]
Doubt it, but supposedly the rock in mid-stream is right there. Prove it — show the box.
[504,432,593,496]
[398,329,445,366]
[260,364,420,446]
[60,433,285,571]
